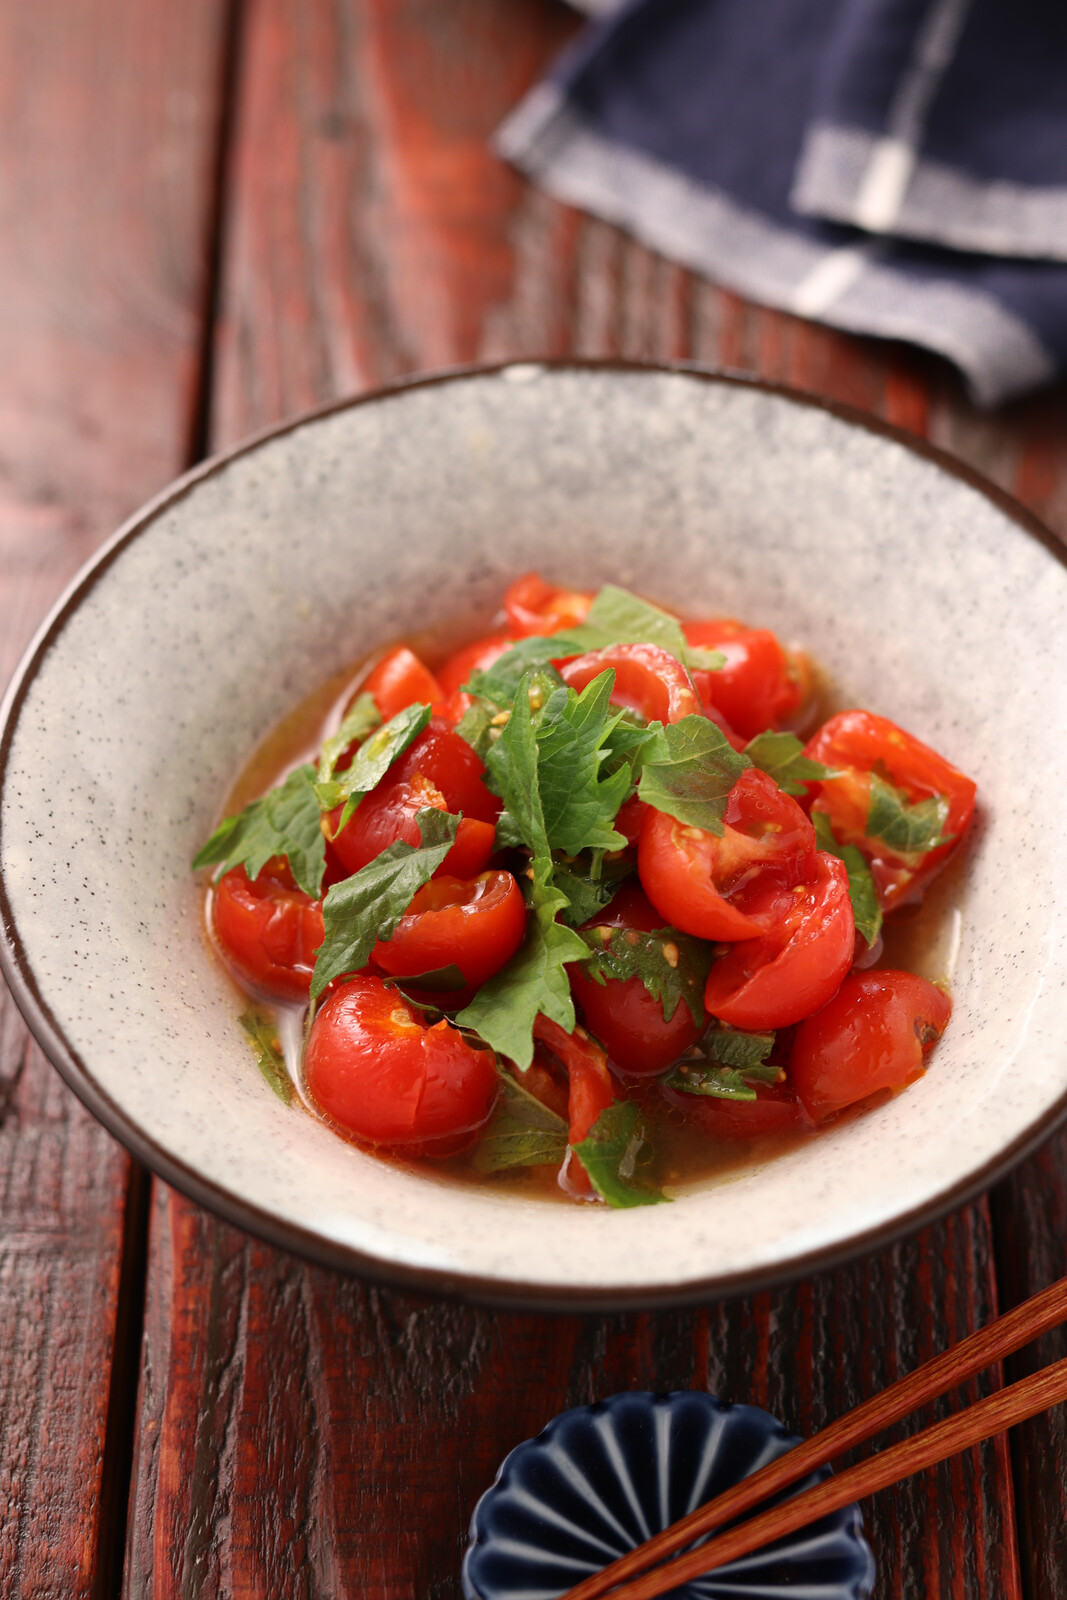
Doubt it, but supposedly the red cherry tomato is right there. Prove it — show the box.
[436,632,515,695]
[363,646,444,720]
[212,859,323,1001]
[372,870,527,1000]
[803,711,976,912]
[703,853,855,1029]
[532,1014,615,1146]
[568,883,701,1076]
[683,619,804,739]
[638,768,817,941]
[305,975,498,1152]
[327,773,496,881]
[665,1081,813,1140]
[329,717,502,880]
[521,1044,571,1122]
[789,969,951,1122]
[393,719,501,825]
[558,644,701,724]
[504,572,594,637]
[615,793,649,847]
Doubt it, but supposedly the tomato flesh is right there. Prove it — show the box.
[703,852,854,1030]
[211,859,323,1002]
[803,710,976,911]
[789,969,951,1122]
[363,646,444,720]
[569,882,700,1075]
[392,720,501,825]
[328,717,501,880]
[558,643,700,724]
[373,870,526,1001]
[684,618,804,739]
[638,768,817,941]
[305,975,498,1151]
[533,1014,616,1196]
[436,632,514,696]
[504,572,593,637]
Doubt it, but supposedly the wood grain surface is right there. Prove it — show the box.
[0,3,228,1596]
[118,2,1066,1597]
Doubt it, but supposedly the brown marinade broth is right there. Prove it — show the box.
[205,610,962,1203]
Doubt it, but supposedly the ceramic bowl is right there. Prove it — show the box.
[462,1390,876,1599]
[2,363,1066,1308]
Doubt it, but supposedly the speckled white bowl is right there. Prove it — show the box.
[2,364,1066,1309]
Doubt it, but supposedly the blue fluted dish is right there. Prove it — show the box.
[463,1390,875,1600]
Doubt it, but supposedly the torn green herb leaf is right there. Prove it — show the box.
[744,730,837,797]
[572,1101,668,1208]
[813,810,883,948]
[193,763,326,898]
[637,715,750,834]
[317,693,381,785]
[472,1070,569,1172]
[579,924,711,1026]
[310,808,460,999]
[866,774,953,856]
[314,700,432,825]
[239,1010,292,1104]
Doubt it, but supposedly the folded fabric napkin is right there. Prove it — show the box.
[499,0,1067,405]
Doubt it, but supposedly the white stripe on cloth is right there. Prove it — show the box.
[852,0,975,232]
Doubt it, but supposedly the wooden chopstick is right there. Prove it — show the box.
[577,1353,1067,1600]
[561,1272,1067,1600]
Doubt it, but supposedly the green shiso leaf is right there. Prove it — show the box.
[314,700,432,826]
[578,924,711,1027]
[637,716,750,835]
[743,730,837,797]
[239,1010,292,1104]
[310,807,460,999]
[572,1101,668,1208]
[472,1069,569,1172]
[192,763,326,898]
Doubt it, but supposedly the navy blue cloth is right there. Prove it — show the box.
[499,0,1067,405]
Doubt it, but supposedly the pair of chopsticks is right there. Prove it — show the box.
[561,1273,1067,1600]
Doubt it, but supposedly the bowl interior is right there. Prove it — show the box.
[3,365,1066,1306]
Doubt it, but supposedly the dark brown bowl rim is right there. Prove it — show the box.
[1,358,1064,1312]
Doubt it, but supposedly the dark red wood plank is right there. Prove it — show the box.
[124,1,1064,1594]
[0,2,230,1594]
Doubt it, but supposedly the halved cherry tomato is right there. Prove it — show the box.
[392,719,502,825]
[328,717,502,880]
[557,643,701,724]
[789,969,951,1122]
[363,646,444,720]
[802,711,976,912]
[638,768,817,941]
[305,975,498,1152]
[568,883,701,1075]
[327,773,496,881]
[504,572,593,637]
[684,619,804,739]
[615,794,649,847]
[521,1044,571,1123]
[664,1080,813,1140]
[533,1014,616,1197]
[436,632,515,695]
[372,870,526,1002]
[703,853,854,1029]
[212,859,323,1001]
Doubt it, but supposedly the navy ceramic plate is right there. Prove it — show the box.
[463,1390,875,1600]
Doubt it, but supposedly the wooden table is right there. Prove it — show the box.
[2,2,1066,1594]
